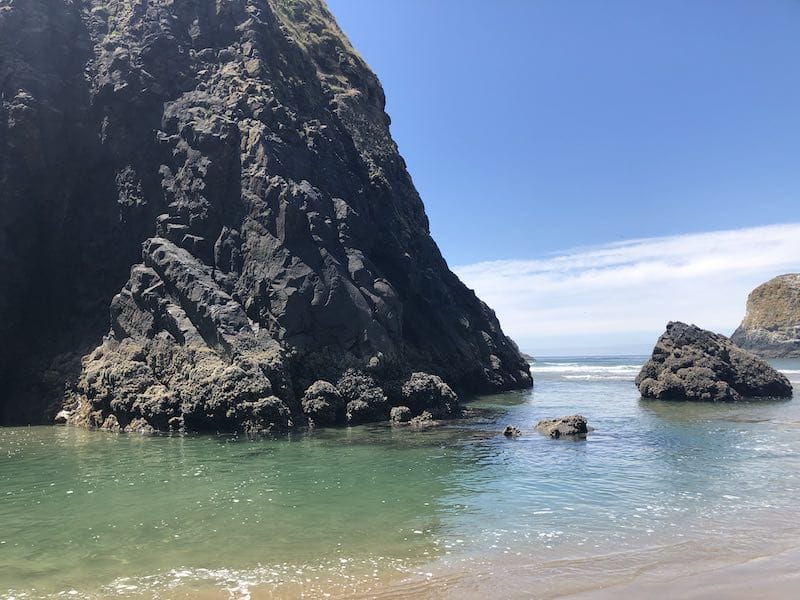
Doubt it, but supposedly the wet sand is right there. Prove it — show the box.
[567,544,800,599]
[164,538,800,599]
[347,534,800,600]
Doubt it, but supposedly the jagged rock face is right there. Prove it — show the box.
[636,322,793,402]
[0,0,531,429]
[731,274,800,358]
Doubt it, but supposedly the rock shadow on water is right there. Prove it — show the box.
[638,394,793,425]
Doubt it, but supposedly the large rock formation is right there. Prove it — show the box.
[636,322,793,402]
[731,274,800,358]
[0,0,531,430]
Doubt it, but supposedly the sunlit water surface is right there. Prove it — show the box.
[2,357,799,598]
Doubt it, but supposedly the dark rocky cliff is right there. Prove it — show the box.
[0,0,531,430]
[731,274,800,359]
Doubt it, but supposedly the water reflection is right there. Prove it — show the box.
[639,396,793,424]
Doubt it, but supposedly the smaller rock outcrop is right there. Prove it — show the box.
[503,426,521,437]
[637,322,793,401]
[396,372,459,420]
[389,407,438,428]
[408,411,437,428]
[731,274,800,358]
[298,371,458,428]
[535,415,589,439]
[301,381,345,427]
[389,406,413,424]
[337,370,390,426]
[68,239,295,434]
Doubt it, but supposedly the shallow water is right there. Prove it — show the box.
[1,356,799,598]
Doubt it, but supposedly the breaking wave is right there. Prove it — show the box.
[531,361,643,381]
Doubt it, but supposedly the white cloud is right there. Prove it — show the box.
[454,223,800,350]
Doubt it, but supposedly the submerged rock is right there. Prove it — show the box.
[637,322,793,401]
[408,411,438,429]
[731,274,800,358]
[0,0,531,429]
[535,415,589,439]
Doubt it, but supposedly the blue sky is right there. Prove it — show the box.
[327,0,800,354]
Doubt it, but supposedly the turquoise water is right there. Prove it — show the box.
[1,357,799,598]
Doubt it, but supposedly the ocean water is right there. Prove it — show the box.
[1,356,799,599]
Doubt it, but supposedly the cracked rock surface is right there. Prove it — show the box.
[0,0,531,430]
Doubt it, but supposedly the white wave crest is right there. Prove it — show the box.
[530,361,642,381]
[563,374,637,381]
[531,364,641,373]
